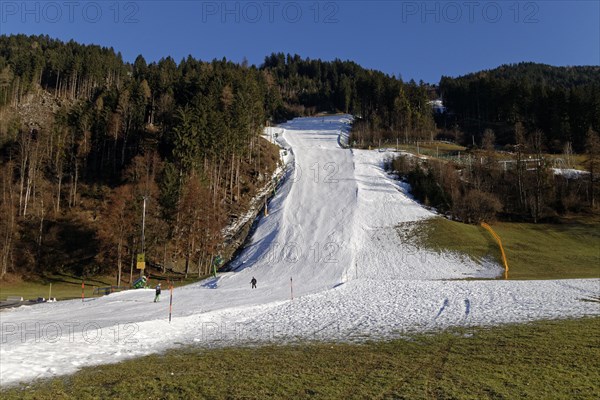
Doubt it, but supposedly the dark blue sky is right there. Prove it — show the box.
[1,1,598,83]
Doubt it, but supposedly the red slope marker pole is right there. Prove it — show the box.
[81,280,85,302]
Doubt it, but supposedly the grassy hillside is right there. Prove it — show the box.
[401,217,600,280]
[2,318,598,399]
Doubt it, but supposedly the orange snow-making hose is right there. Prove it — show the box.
[481,222,509,280]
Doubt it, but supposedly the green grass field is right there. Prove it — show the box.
[390,141,467,159]
[0,273,205,301]
[2,318,598,399]
[389,142,589,172]
[360,140,465,157]
[402,217,600,280]
[0,274,115,301]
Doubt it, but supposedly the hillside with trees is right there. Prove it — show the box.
[0,34,282,282]
[439,63,600,151]
[1,35,597,283]
[0,34,433,282]
[263,53,436,145]
[389,124,599,225]
[389,63,600,224]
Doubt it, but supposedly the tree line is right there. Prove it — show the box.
[439,62,600,152]
[389,125,600,224]
[263,53,436,145]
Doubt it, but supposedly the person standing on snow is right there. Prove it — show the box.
[250,277,257,289]
[154,283,161,302]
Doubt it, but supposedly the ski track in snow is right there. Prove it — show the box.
[1,115,599,385]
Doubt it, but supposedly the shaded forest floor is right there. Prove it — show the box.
[0,136,282,298]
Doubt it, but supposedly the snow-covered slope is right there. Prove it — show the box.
[1,116,598,385]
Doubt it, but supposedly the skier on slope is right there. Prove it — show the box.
[250,277,257,289]
[154,283,161,302]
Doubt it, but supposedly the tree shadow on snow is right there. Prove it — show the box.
[201,277,219,289]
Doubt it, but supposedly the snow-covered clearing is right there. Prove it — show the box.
[552,168,589,179]
[1,115,598,386]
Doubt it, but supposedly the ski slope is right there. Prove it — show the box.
[1,115,598,385]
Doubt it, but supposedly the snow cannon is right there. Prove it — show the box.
[212,255,223,277]
[132,276,147,289]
